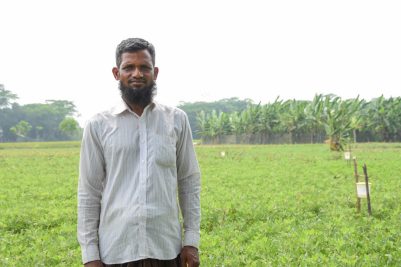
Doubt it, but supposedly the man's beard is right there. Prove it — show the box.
[119,81,157,109]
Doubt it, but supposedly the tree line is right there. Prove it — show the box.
[3,82,401,147]
[196,94,401,150]
[177,98,253,139]
[0,84,81,142]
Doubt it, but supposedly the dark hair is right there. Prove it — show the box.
[115,38,156,67]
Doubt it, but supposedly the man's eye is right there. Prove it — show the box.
[141,66,151,72]
[123,66,133,71]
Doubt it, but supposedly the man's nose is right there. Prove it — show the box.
[133,68,143,78]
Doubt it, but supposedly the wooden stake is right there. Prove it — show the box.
[353,157,361,212]
[362,164,372,216]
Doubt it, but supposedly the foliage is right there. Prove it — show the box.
[304,94,325,143]
[258,97,282,136]
[59,117,80,139]
[0,85,80,142]
[321,95,363,151]
[1,142,401,265]
[9,120,32,140]
[365,96,401,142]
[279,99,308,143]
[0,84,18,109]
[196,94,401,149]
[178,97,253,138]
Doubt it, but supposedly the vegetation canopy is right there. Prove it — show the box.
[194,94,401,150]
[0,85,81,142]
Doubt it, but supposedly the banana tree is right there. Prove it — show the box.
[216,111,232,136]
[349,98,368,143]
[258,98,282,142]
[196,110,209,139]
[279,99,308,144]
[229,111,244,135]
[304,94,325,143]
[241,103,261,135]
[367,96,401,142]
[321,95,362,151]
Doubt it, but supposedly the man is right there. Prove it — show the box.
[78,38,201,267]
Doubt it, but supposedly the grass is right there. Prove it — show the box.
[1,142,400,266]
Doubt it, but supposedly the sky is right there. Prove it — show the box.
[1,0,401,125]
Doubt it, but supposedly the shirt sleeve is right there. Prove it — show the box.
[176,111,201,248]
[77,119,105,264]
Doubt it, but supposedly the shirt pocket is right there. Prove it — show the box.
[154,134,177,167]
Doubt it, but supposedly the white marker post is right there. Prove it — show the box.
[344,151,351,166]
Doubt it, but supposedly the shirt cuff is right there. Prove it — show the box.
[183,230,200,249]
[81,244,101,264]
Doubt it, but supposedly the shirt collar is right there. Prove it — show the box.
[110,99,130,115]
[110,99,156,116]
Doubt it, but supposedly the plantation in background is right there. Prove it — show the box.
[197,95,401,149]
[1,141,401,266]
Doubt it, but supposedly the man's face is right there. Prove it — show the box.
[112,50,159,90]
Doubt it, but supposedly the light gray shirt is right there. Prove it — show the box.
[77,101,201,264]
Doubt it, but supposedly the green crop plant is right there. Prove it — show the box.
[1,141,401,265]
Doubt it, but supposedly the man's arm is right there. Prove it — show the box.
[176,111,201,267]
[180,246,200,267]
[77,120,106,264]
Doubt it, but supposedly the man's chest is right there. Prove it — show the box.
[99,113,179,168]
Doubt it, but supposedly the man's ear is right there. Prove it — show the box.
[153,67,159,80]
[112,67,120,80]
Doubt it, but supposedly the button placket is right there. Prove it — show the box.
[138,116,148,256]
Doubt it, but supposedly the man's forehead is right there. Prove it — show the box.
[122,50,151,58]
[121,50,153,64]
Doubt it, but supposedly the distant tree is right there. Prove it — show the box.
[279,100,308,144]
[10,120,32,140]
[59,117,79,138]
[0,86,81,142]
[21,101,78,140]
[0,84,18,109]
[366,96,401,142]
[258,98,283,140]
[304,94,325,143]
[178,97,253,138]
[196,110,210,138]
[45,100,77,117]
[196,95,384,146]
[241,103,261,135]
[35,126,44,141]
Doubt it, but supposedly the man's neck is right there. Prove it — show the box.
[129,104,144,116]
[123,99,151,116]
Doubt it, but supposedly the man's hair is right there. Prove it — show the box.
[115,38,156,67]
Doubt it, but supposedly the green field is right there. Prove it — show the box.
[1,142,401,266]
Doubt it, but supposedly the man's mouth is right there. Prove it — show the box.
[129,80,146,87]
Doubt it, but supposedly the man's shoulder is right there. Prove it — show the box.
[154,102,187,117]
[83,109,116,129]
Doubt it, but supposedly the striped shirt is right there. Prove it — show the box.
[77,101,201,264]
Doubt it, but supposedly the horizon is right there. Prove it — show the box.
[3,89,397,127]
[1,0,400,126]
